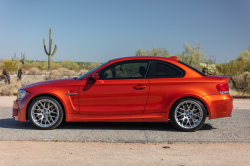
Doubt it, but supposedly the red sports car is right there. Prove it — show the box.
[12,56,233,131]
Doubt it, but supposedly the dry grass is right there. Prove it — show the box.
[28,67,41,75]
[44,68,77,80]
[77,69,88,76]
[229,88,250,96]
[0,76,45,96]
[0,68,83,96]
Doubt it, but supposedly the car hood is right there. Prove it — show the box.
[20,78,79,90]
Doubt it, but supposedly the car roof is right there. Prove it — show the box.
[109,56,177,63]
[107,56,203,78]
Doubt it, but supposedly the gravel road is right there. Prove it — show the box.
[0,97,249,143]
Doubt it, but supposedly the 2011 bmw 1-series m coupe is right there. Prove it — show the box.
[12,56,233,132]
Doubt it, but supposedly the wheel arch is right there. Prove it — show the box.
[26,94,66,121]
[169,96,209,119]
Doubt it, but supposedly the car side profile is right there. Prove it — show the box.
[12,56,233,132]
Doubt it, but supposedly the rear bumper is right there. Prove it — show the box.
[202,94,233,119]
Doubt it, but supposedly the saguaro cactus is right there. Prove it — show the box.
[43,28,57,70]
[2,69,10,84]
[17,68,22,81]
[20,53,26,65]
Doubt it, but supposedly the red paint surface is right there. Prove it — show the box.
[13,56,233,122]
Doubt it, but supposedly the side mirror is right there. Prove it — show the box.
[92,73,99,80]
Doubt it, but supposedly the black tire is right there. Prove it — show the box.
[170,98,207,132]
[28,96,64,130]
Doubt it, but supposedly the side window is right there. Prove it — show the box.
[99,61,149,79]
[148,61,185,78]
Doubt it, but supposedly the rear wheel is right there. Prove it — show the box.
[28,96,63,130]
[170,98,207,132]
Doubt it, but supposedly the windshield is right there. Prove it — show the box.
[76,61,109,80]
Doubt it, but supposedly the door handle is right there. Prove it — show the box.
[133,85,146,90]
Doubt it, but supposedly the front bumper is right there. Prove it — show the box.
[12,93,33,122]
[202,94,233,119]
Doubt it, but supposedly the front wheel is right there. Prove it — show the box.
[170,98,207,132]
[28,96,64,130]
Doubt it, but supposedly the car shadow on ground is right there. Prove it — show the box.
[0,118,216,131]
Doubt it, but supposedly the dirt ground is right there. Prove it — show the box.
[0,141,249,166]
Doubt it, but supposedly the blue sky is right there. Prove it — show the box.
[0,0,249,63]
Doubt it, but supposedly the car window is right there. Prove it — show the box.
[147,61,185,78]
[77,61,109,80]
[178,61,207,76]
[155,62,183,76]
[99,60,149,79]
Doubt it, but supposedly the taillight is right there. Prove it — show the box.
[216,83,229,94]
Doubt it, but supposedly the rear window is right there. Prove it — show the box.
[154,62,184,77]
[178,61,207,76]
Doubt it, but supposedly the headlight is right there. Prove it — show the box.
[17,90,29,99]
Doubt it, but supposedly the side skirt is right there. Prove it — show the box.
[66,113,169,122]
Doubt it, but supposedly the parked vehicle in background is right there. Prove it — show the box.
[12,56,233,132]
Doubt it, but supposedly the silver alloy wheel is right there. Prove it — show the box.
[31,99,59,128]
[174,100,203,129]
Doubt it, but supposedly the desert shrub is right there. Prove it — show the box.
[68,70,77,77]
[135,46,171,57]
[0,58,22,72]
[0,80,5,87]
[22,62,31,70]
[61,60,80,70]
[44,68,77,80]
[29,61,48,71]
[28,67,41,75]
[44,70,63,80]
[51,62,61,70]
[0,61,3,71]
[0,58,96,72]
[216,60,250,76]
[0,83,18,96]
[41,70,49,75]
[199,63,218,75]
[77,69,88,76]
[20,76,44,87]
[216,49,250,76]
[0,79,20,96]
[0,76,45,96]
[176,43,205,71]
[13,58,22,70]
[88,62,102,70]
[229,72,250,95]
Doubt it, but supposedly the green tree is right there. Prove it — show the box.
[237,46,250,61]
[176,42,205,70]
[135,47,146,56]
[135,45,171,57]
[43,28,57,70]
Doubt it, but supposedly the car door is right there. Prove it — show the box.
[144,60,186,114]
[79,60,150,115]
